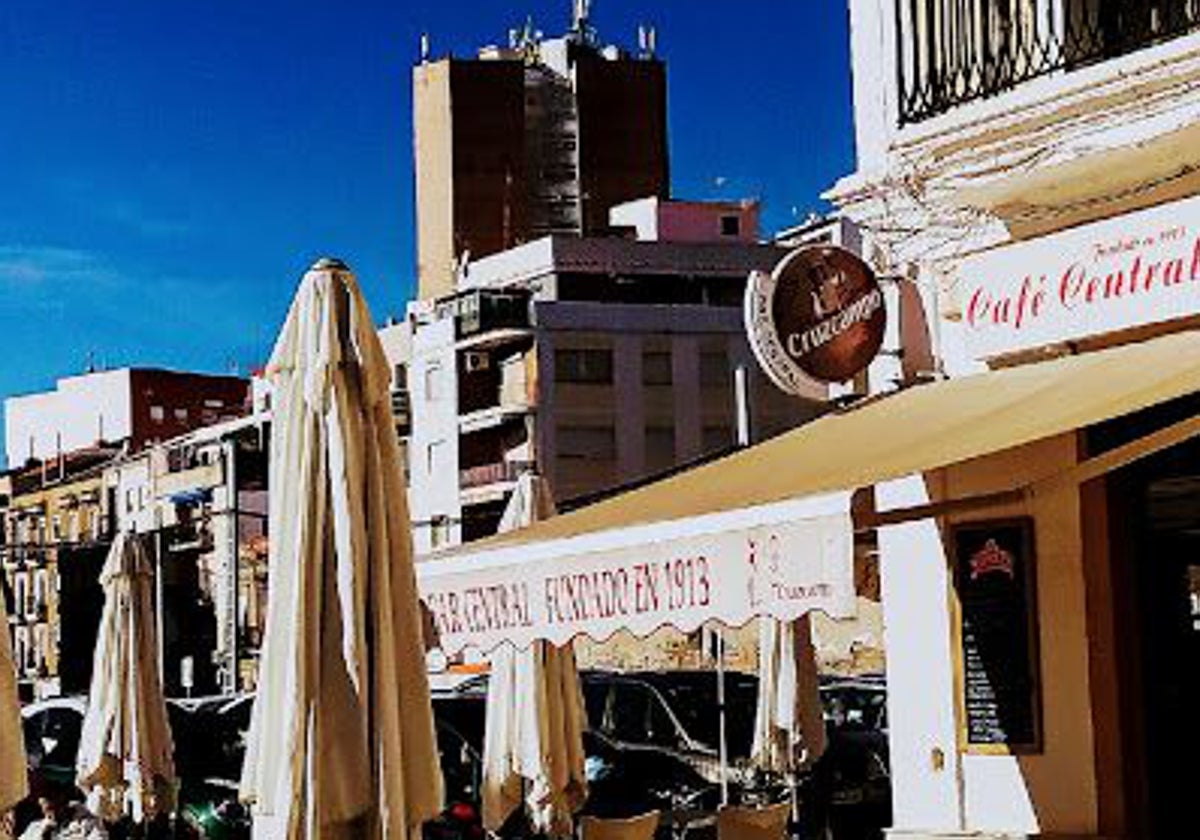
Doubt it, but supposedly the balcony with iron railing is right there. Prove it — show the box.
[897,0,1200,123]
[459,460,535,491]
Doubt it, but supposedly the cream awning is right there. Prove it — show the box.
[419,329,1200,653]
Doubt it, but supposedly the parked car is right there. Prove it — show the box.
[16,696,89,834]
[425,691,722,840]
[167,694,254,839]
[452,669,761,791]
[580,670,762,792]
[801,676,891,840]
[16,694,251,839]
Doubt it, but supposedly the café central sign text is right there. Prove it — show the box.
[956,194,1200,359]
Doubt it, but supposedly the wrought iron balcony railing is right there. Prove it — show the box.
[897,0,1200,124]
[459,460,535,490]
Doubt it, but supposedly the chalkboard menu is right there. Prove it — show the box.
[952,518,1042,753]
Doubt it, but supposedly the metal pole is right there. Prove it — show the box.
[718,364,748,808]
[225,439,239,694]
[717,627,729,806]
[734,365,751,448]
[155,516,165,686]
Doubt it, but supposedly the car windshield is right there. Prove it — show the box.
[648,674,759,758]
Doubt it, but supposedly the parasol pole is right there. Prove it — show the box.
[716,626,729,806]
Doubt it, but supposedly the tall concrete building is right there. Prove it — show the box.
[389,199,824,555]
[413,4,669,301]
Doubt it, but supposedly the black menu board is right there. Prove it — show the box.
[952,518,1042,753]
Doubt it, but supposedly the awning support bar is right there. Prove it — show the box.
[858,411,1200,531]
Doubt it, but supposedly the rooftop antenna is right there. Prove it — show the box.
[572,0,590,30]
[419,32,430,62]
[572,0,597,45]
[515,15,541,62]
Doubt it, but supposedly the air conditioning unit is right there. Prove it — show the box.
[463,351,491,373]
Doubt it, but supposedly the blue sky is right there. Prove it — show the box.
[0,0,854,405]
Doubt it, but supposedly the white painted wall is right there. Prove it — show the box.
[408,316,461,555]
[5,369,133,466]
[876,475,965,834]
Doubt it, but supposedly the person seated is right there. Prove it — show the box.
[18,778,106,840]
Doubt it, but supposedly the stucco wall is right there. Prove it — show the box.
[879,433,1098,836]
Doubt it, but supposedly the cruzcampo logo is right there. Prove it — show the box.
[745,245,886,392]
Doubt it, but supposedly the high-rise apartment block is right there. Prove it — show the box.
[413,9,668,300]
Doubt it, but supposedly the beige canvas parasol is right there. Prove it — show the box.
[481,473,588,838]
[751,615,826,775]
[239,258,443,840]
[76,529,177,823]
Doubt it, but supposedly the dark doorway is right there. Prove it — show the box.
[1132,471,1200,837]
[1091,396,1200,837]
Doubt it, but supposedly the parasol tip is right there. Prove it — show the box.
[310,256,349,272]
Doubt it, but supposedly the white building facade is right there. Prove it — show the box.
[399,230,826,557]
[832,2,1200,837]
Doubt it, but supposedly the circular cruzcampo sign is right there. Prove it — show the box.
[744,245,886,391]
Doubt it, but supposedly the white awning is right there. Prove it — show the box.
[418,494,852,655]
[419,329,1200,654]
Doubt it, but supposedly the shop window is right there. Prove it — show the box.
[555,348,613,384]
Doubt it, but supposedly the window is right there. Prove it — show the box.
[555,348,613,384]
[425,364,443,401]
[203,399,224,409]
[426,440,445,476]
[703,425,733,453]
[720,215,741,237]
[644,426,675,475]
[606,683,682,750]
[393,363,408,390]
[13,572,27,615]
[642,351,672,386]
[430,515,452,549]
[174,408,189,421]
[32,570,47,610]
[149,405,165,423]
[557,426,616,461]
[700,351,731,388]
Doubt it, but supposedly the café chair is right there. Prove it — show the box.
[716,801,791,840]
[578,810,661,840]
